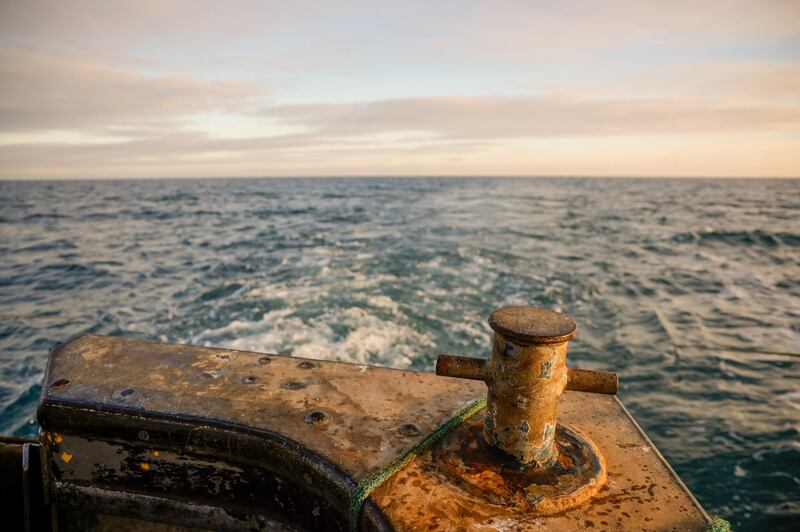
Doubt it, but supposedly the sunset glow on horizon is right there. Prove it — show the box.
[1,0,798,179]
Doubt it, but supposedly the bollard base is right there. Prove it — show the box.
[434,417,606,515]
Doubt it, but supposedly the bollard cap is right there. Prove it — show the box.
[488,306,577,345]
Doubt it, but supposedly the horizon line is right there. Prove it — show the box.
[2,174,799,183]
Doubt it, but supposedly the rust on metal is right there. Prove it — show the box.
[567,367,618,395]
[369,392,710,530]
[487,305,577,345]
[435,353,486,381]
[36,330,709,530]
[482,330,571,465]
[437,306,617,467]
[435,418,606,514]
[435,306,619,515]
[437,354,618,395]
[38,334,485,530]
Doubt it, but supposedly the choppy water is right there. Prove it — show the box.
[1,177,798,528]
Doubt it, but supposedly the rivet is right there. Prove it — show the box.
[258,356,272,365]
[304,410,330,426]
[202,371,219,379]
[120,388,135,397]
[242,376,258,384]
[138,430,149,441]
[297,361,315,369]
[49,378,71,388]
[397,423,420,437]
[281,380,307,390]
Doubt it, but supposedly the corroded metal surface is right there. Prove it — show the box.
[41,334,485,478]
[368,392,711,530]
[483,332,571,465]
[436,354,618,394]
[434,418,606,515]
[436,354,487,381]
[38,333,708,530]
[435,306,627,517]
[437,307,617,469]
[488,306,577,345]
[38,334,485,530]
[566,367,618,395]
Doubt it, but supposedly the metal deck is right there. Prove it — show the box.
[37,334,710,530]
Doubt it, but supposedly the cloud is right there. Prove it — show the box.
[2,129,798,179]
[1,1,798,179]
[1,62,799,178]
[265,93,800,139]
[0,48,262,132]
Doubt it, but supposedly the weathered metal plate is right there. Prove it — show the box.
[39,334,486,529]
[368,393,711,530]
[39,334,709,530]
[41,334,485,479]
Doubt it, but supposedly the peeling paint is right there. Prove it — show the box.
[540,359,553,379]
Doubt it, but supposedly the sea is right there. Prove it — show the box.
[0,177,798,529]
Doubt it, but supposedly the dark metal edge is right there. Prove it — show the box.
[38,397,394,531]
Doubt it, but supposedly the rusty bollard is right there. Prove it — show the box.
[436,306,617,465]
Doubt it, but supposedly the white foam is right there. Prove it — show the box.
[193,304,433,369]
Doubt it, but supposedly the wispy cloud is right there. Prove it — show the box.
[265,93,800,139]
[0,48,262,132]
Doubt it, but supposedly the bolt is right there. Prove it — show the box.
[281,380,306,390]
[397,423,420,437]
[304,410,330,426]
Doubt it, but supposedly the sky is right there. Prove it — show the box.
[0,0,798,179]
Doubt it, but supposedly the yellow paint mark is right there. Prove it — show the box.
[54,434,63,443]
[152,451,160,457]
[60,452,73,463]
[140,462,150,471]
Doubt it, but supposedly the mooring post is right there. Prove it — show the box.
[436,306,617,465]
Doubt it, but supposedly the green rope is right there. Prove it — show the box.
[706,516,732,532]
[349,394,487,531]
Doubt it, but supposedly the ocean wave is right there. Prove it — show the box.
[671,229,800,247]
[16,239,78,253]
